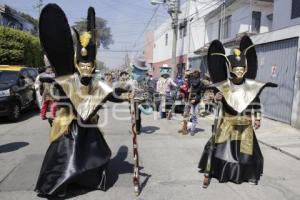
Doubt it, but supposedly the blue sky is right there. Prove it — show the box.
[0,0,169,68]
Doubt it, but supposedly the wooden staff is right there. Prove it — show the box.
[130,98,140,196]
[203,101,222,188]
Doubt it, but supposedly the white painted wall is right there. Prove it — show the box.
[205,0,273,43]
[153,0,273,64]
[273,0,300,30]
[153,0,219,63]
[153,18,173,63]
[189,0,220,54]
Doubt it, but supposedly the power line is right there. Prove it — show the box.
[132,5,160,49]
[136,1,254,55]
[134,0,223,54]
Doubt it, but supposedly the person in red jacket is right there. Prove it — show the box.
[180,78,189,102]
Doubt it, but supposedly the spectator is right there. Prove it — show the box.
[40,66,56,121]
[156,64,177,119]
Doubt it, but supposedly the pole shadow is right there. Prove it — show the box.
[0,142,29,153]
[106,145,151,194]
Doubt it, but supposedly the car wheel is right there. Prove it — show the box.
[8,104,21,121]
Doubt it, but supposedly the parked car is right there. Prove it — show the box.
[0,65,37,121]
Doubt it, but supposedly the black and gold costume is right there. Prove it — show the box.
[198,36,277,185]
[35,4,120,197]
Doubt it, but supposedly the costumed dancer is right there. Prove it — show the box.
[104,71,113,86]
[187,70,205,135]
[198,36,277,188]
[126,58,154,195]
[35,5,123,197]
[127,58,154,135]
[201,73,214,117]
[156,64,177,119]
[178,69,192,135]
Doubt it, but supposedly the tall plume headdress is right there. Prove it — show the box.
[207,36,258,83]
[39,4,75,76]
[73,7,97,65]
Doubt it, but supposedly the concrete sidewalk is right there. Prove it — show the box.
[142,110,300,161]
[256,118,300,160]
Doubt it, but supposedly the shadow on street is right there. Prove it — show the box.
[106,145,151,193]
[45,146,152,199]
[0,109,39,124]
[0,142,29,153]
[141,126,160,134]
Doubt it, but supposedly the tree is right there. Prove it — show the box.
[74,17,113,49]
[0,27,43,67]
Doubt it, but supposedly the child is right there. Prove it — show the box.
[39,66,56,120]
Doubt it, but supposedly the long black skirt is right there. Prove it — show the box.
[35,121,111,196]
[198,133,263,184]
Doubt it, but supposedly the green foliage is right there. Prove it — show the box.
[0,26,43,67]
[74,17,113,49]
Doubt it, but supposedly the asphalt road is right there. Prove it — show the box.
[0,102,300,200]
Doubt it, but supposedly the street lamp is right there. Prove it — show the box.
[150,0,166,5]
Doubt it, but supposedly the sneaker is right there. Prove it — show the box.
[248,179,258,185]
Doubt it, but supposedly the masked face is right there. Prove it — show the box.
[232,66,246,79]
[162,74,169,79]
[132,68,147,81]
[76,62,95,77]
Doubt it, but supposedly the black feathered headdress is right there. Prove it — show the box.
[39,4,75,76]
[73,7,97,64]
[39,4,97,77]
[207,36,258,83]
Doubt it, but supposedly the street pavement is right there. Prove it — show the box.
[0,102,300,200]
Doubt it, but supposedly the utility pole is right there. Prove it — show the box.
[34,0,43,17]
[151,0,181,79]
[169,0,180,79]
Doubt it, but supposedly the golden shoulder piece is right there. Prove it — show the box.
[80,32,91,56]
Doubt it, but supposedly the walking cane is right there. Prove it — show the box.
[203,101,222,188]
[130,97,140,196]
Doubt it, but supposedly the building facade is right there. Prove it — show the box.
[251,25,300,128]
[148,0,300,127]
[0,5,35,33]
[150,0,274,78]
[272,0,300,30]
[193,0,273,74]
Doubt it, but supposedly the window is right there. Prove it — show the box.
[223,15,231,39]
[179,28,183,39]
[252,11,261,33]
[165,33,168,46]
[179,19,187,39]
[183,24,187,37]
[291,0,300,19]
[218,15,231,39]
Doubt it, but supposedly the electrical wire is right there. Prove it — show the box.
[131,5,160,56]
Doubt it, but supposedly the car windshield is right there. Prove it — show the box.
[0,71,19,83]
